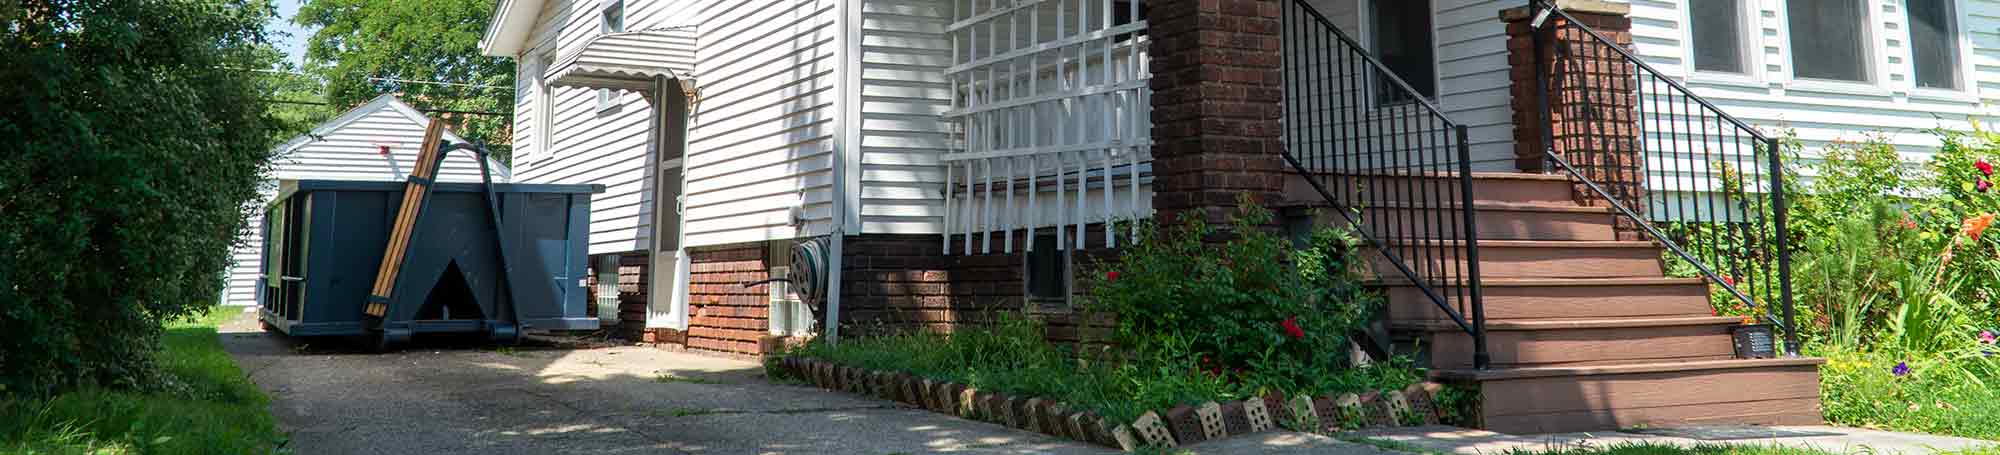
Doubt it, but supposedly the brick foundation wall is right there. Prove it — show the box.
[686,244,772,355]
[840,230,1120,353]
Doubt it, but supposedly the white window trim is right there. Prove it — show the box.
[531,51,555,164]
[1904,0,1978,102]
[1682,0,1764,85]
[596,0,625,113]
[1777,0,1886,92]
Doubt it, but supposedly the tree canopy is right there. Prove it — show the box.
[295,0,515,163]
[0,0,283,394]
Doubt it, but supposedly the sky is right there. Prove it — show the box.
[268,0,316,68]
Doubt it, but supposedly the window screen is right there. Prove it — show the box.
[1908,0,1959,89]
[1372,0,1436,101]
[1691,0,1747,73]
[1787,0,1870,82]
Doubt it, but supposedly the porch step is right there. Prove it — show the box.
[1399,316,1742,369]
[1285,171,1577,206]
[1370,240,1664,279]
[1382,277,1715,322]
[1290,201,1618,241]
[1432,358,1825,434]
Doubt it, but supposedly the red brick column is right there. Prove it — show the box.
[1148,0,1287,227]
[1503,1,1645,239]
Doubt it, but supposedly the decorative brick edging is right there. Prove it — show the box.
[777,357,1447,451]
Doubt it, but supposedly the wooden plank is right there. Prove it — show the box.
[1479,366,1821,417]
[365,121,448,316]
[1483,396,1823,434]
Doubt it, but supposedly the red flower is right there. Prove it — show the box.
[1720,275,1737,286]
[1900,217,1919,230]
[1281,316,1305,340]
[1980,179,1992,193]
[1105,271,1120,281]
[1978,159,1993,176]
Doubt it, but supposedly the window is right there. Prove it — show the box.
[1908,0,1960,89]
[1786,0,1871,82]
[532,52,555,161]
[597,0,625,112]
[1371,0,1436,102]
[1025,234,1069,305]
[1112,0,1146,42]
[1690,0,1750,74]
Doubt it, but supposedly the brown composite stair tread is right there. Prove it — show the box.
[1372,277,1706,287]
[1292,170,1574,181]
[1348,201,1611,213]
[1394,315,1745,332]
[1380,239,1657,248]
[1431,357,1826,382]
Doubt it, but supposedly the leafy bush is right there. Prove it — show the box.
[0,0,279,394]
[1084,201,1380,394]
[775,201,1426,425]
[1817,347,2000,440]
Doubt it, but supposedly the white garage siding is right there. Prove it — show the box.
[221,95,506,306]
[510,0,842,251]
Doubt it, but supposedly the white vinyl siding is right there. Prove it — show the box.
[224,100,500,306]
[858,0,953,234]
[1626,0,1996,182]
[1295,0,1517,170]
[511,0,701,255]
[681,0,842,246]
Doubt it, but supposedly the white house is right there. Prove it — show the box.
[479,0,2000,353]
[223,94,512,307]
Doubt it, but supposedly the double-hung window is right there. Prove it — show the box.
[596,0,625,112]
[1786,0,1872,83]
[1689,0,1752,74]
[1907,0,1961,90]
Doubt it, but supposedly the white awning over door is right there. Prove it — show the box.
[545,28,697,92]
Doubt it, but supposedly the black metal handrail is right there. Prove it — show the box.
[1529,1,1798,354]
[1283,0,1488,369]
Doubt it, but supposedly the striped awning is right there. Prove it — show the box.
[545,28,697,91]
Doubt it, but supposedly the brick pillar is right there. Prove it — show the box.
[1148,0,1287,227]
[1503,1,1645,239]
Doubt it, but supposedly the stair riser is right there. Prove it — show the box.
[1285,174,1576,205]
[1344,208,1618,241]
[1475,365,1823,434]
[1422,324,1738,369]
[1385,283,1714,321]
[1366,246,1664,279]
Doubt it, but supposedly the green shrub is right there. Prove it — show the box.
[1084,200,1380,394]
[0,0,279,394]
[1817,347,2000,440]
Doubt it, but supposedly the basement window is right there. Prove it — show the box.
[1025,234,1070,309]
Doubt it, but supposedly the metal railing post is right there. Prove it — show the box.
[1768,137,1798,356]
[1456,125,1489,370]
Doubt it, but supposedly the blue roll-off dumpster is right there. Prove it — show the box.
[257,179,604,346]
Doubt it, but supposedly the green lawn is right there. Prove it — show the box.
[0,308,286,454]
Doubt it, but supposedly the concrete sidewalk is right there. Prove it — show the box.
[1343,425,1996,455]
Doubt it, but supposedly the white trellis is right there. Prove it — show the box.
[942,0,1153,255]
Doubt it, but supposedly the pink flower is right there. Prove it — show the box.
[1977,159,1993,176]
[1281,316,1305,340]
[1981,330,1997,345]
[1900,216,1919,230]
[1980,179,1992,193]
[1105,271,1120,282]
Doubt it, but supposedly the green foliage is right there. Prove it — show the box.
[1084,200,1382,395]
[1816,347,2000,441]
[295,0,515,162]
[0,0,282,394]
[0,310,287,454]
[775,203,1420,425]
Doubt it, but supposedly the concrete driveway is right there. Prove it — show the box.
[219,311,1111,455]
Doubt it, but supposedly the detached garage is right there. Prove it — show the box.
[221,94,511,306]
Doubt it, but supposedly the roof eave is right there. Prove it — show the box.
[479,0,545,58]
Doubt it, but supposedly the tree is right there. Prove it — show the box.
[0,0,281,393]
[295,0,515,163]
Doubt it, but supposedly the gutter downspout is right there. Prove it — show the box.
[824,0,866,345]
